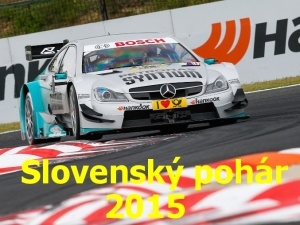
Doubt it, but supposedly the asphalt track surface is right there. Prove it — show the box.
[0,86,300,216]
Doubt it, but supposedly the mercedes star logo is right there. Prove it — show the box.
[160,84,176,98]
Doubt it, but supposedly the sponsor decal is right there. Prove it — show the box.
[152,98,187,110]
[118,104,150,111]
[78,94,90,99]
[50,93,63,110]
[193,18,251,65]
[84,38,176,52]
[151,111,190,120]
[193,16,300,64]
[95,44,110,49]
[49,125,65,137]
[129,64,169,72]
[115,38,175,47]
[84,43,117,52]
[50,92,62,100]
[50,104,63,111]
[40,47,57,54]
[228,78,240,85]
[185,62,200,66]
[253,16,300,58]
[120,68,202,85]
[191,97,220,105]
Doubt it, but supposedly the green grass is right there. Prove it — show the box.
[0,75,299,133]
[0,122,20,133]
[242,75,300,92]
[0,0,220,38]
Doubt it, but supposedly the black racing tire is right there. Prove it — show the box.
[25,93,39,145]
[69,85,81,140]
[25,93,62,145]
[159,124,188,134]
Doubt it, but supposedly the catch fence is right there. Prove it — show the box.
[0,0,219,38]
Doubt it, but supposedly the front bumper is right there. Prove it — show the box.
[78,88,248,133]
[122,102,219,128]
[225,88,248,111]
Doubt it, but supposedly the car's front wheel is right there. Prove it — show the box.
[69,85,81,139]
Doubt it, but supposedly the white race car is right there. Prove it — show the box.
[20,33,248,144]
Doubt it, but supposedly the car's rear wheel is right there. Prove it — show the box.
[159,124,188,134]
[25,93,61,145]
[25,93,38,145]
[69,85,81,139]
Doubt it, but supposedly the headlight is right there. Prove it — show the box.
[205,75,229,94]
[94,87,128,102]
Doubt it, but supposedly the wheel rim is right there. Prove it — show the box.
[25,97,34,141]
[69,87,77,135]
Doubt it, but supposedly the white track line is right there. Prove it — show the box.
[0,129,20,135]
[245,83,300,94]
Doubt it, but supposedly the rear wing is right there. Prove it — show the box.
[25,39,69,61]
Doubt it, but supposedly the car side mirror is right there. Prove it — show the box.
[55,72,67,80]
[204,58,218,65]
[52,72,67,93]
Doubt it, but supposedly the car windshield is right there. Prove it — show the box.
[83,42,198,73]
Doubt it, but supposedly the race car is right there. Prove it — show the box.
[20,32,248,145]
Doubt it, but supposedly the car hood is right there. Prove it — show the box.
[84,63,208,93]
